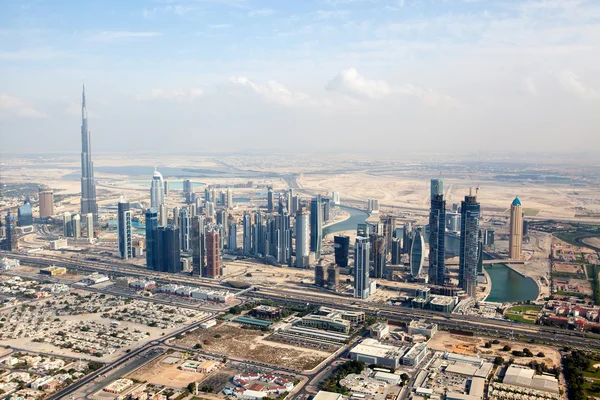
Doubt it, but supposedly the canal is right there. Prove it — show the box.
[323,206,369,236]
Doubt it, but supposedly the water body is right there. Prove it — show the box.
[107,219,146,234]
[324,206,369,236]
[484,263,539,303]
[126,181,205,189]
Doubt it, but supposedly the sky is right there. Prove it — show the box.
[0,0,599,155]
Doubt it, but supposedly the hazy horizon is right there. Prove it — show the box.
[1,0,599,155]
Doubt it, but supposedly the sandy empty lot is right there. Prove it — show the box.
[174,322,329,371]
[128,355,207,388]
[553,263,585,275]
[583,237,600,249]
[428,331,561,368]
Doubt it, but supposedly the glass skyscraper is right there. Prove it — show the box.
[459,193,481,297]
[428,194,446,286]
[354,236,370,299]
[310,195,323,259]
[145,208,158,270]
[118,200,132,259]
[17,199,33,227]
[80,85,99,225]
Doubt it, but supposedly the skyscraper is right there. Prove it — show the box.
[80,85,98,225]
[310,195,323,259]
[85,213,94,239]
[332,191,340,205]
[410,229,425,277]
[372,235,386,279]
[38,189,54,218]
[327,264,340,289]
[323,198,331,222]
[205,229,221,278]
[459,193,481,297]
[428,194,446,286]
[509,197,523,260]
[157,226,180,273]
[145,208,159,270]
[315,263,328,286]
[179,207,191,252]
[227,219,237,250]
[150,168,165,209]
[383,215,396,252]
[63,212,72,237]
[118,199,132,259]
[159,203,168,227]
[295,208,310,268]
[267,187,274,212]
[191,215,206,276]
[227,189,233,210]
[17,199,33,227]
[254,212,265,256]
[334,235,350,267]
[72,214,81,239]
[242,213,253,254]
[391,238,401,265]
[430,178,443,200]
[354,237,370,299]
[3,213,17,251]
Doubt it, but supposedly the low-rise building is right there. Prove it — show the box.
[300,314,351,333]
[370,322,390,339]
[40,266,67,276]
[408,319,438,338]
[402,342,428,366]
[104,378,134,394]
[349,338,405,368]
[49,238,68,250]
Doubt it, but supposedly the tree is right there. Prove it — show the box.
[484,342,492,348]
[537,352,545,357]
[400,373,409,382]
[494,357,505,366]
[187,382,196,393]
[194,343,202,349]
[492,339,500,344]
[502,345,511,351]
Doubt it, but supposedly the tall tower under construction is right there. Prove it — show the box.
[80,85,99,225]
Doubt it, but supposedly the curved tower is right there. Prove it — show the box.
[410,229,425,277]
[80,85,99,225]
[150,168,165,209]
[509,197,523,260]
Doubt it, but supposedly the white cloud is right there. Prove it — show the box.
[91,31,161,42]
[556,70,598,99]
[248,8,275,17]
[523,77,538,95]
[228,76,329,107]
[0,94,45,118]
[326,68,392,99]
[136,88,204,101]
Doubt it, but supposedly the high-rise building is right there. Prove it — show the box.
[17,199,33,227]
[310,195,323,259]
[242,213,253,255]
[323,198,331,222]
[71,214,81,239]
[291,195,300,215]
[179,207,191,252]
[372,235,386,279]
[255,212,265,256]
[332,191,340,205]
[484,229,495,246]
[430,179,443,201]
[227,189,233,210]
[205,229,221,278]
[183,179,192,195]
[267,187,274,213]
[80,85,99,226]
[191,215,206,276]
[3,213,17,251]
[159,203,168,227]
[150,168,165,209]
[523,220,529,236]
[205,202,215,219]
[118,200,132,259]
[145,208,159,270]
[334,235,350,267]
[383,216,396,252]
[428,194,446,286]
[459,193,481,297]
[327,264,340,289]
[402,223,412,253]
[367,199,379,213]
[164,180,169,196]
[157,226,180,273]
[38,189,54,218]
[410,229,425,277]
[391,238,401,264]
[85,213,94,238]
[295,208,310,268]
[63,212,72,237]
[354,237,370,299]
[315,263,328,286]
[227,219,237,250]
[509,197,523,260]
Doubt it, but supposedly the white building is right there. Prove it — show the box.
[349,338,405,368]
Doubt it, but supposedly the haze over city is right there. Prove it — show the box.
[1,0,600,154]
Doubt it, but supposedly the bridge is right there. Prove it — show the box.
[445,259,526,266]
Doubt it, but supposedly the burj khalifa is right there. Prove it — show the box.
[80,85,99,226]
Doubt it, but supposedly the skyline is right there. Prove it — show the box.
[1,0,599,154]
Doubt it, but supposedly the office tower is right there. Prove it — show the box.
[170,207,179,227]
[428,194,446,286]
[157,226,180,273]
[254,212,265,256]
[227,189,233,210]
[150,168,165,209]
[17,199,33,227]
[38,189,54,218]
[145,208,159,270]
[205,229,221,278]
[354,237,370,299]
[447,212,461,233]
[477,240,484,274]
[333,235,350,267]
[367,199,379,213]
[277,196,285,215]
[430,178,443,201]
[80,85,99,226]
[159,203,168,227]
[523,220,529,236]
[266,215,278,258]
[509,197,523,260]
[391,238,401,265]
[72,214,81,239]
[402,223,412,253]
[323,198,331,222]
[85,213,94,238]
[295,208,310,268]
[216,209,226,227]
[372,235,386,279]
[327,264,340,289]
[310,195,323,259]
[291,195,300,215]
[219,191,226,207]
[3,213,17,251]
[315,263,328,286]
[63,212,72,237]
[183,179,192,201]
[410,229,425,277]
[164,180,169,196]
[383,216,396,252]
[189,203,197,218]
[205,202,215,219]
[484,229,495,246]
[265,186,273,213]
[332,191,340,205]
[204,187,211,202]
[179,207,191,252]
[227,219,237,250]
[280,213,292,264]
[242,213,253,254]
[191,215,206,276]
[118,200,132,259]
[357,223,370,237]
[459,193,481,297]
